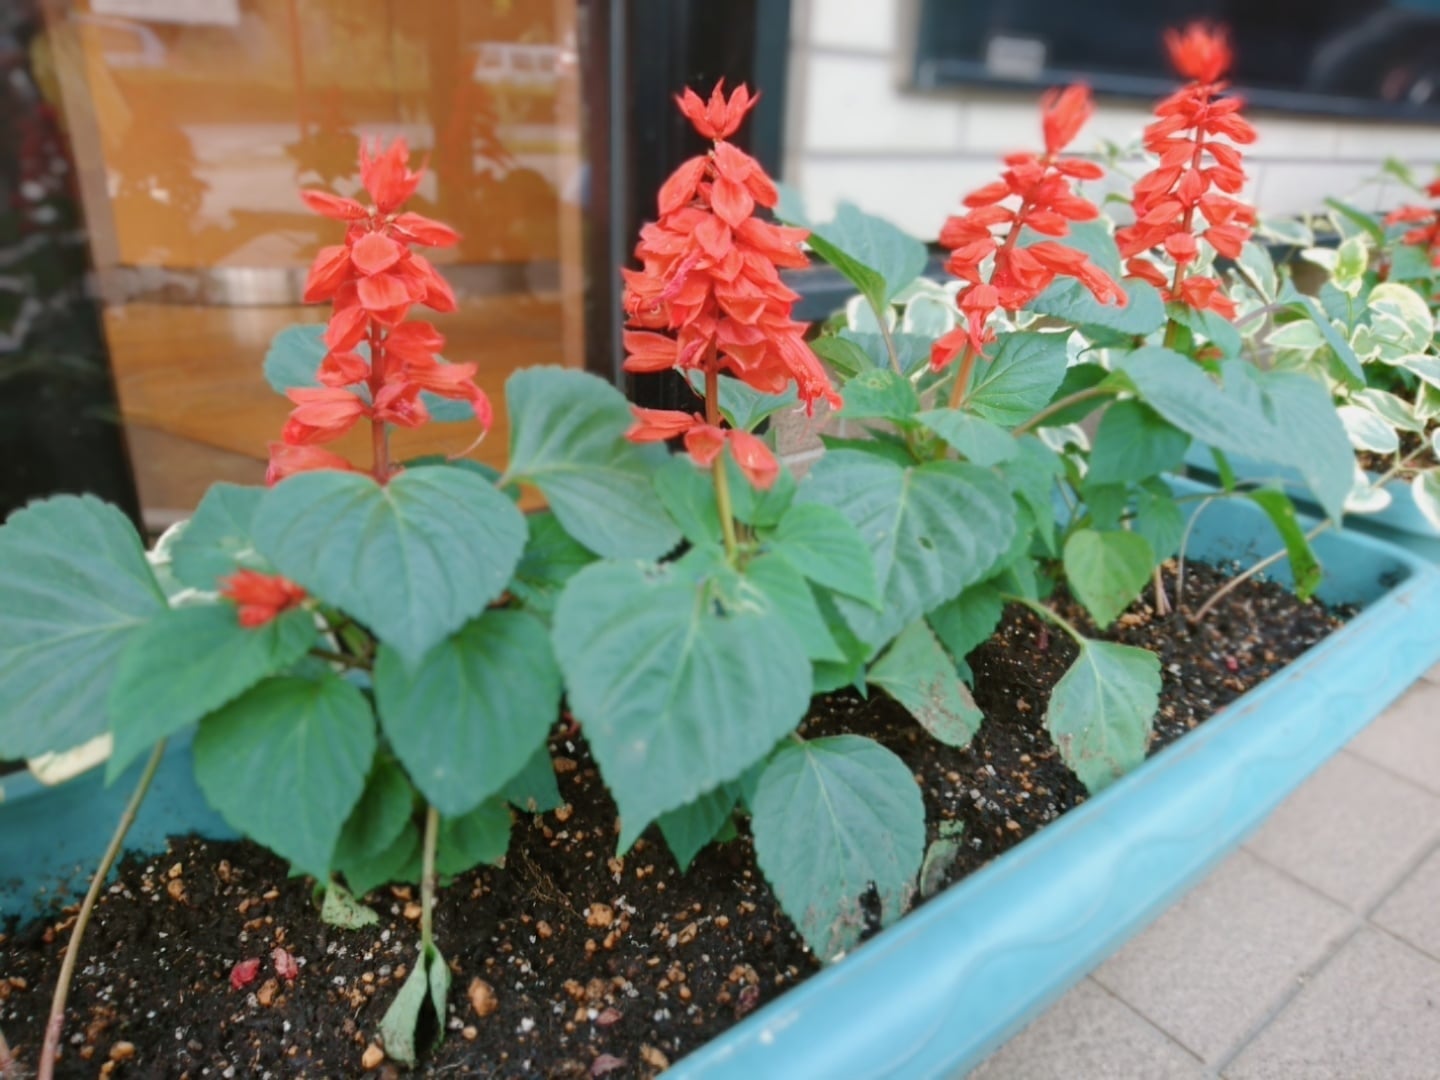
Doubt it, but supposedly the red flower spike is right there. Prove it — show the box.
[359,137,425,213]
[622,81,839,477]
[281,138,487,482]
[728,428,779,490]
[934,84,1121,370]
[1384,195,1440,269]
[300,190,367,221]
[219,570,308,629]
[675,80,759,142]
[282,387,369,445]
[683,423,728,467]
[265,443,357,486]
[1164,23,1233,85]
[625,407,701,443]
[1115,22,1256,320]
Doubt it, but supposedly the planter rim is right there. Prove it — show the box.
[1183,445,1439,540]
[671,477,1440,1079]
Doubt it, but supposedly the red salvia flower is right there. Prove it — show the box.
[1116,23,1257,320]
[219,569,308,629]
[933,84,1122,370]
[619,81,836,490]
[1383,178,1440,269]
[274,138,491,483]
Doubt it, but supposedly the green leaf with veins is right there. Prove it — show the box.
[798,450,1014,652]
[504,366,680,559]
[751,736,925,961]
[108,604,316,780]
[253,467,526,665]
[551,559,811,849]
[194,673,375,877]
[868,620,983,746]
[1046,639,1160,794]
[0,495,166,759]
[1063,529,1155,628]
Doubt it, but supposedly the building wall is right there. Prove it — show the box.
[783,0,1440,240]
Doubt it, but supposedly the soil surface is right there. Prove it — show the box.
[1358,427,1438,475]
[0,561,1348,1079]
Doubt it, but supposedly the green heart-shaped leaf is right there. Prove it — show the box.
[254,467,526,665]
[552,559,810,849]
[375,609,561,816]
[194,673,375,877]
[751,735,925,961]
[0,496,166,758]
[108,604,316,779]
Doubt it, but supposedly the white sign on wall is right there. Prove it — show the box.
[90,0,241,27]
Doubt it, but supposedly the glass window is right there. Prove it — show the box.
[42,0,587,527]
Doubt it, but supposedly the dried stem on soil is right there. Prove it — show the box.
[37,739,168,1080]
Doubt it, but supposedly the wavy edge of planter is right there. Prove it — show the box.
[0,736,234,920]
[1183,444,1440,541]
[672,478,1440,1079]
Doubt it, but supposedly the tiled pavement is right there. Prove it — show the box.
[969,668,1440,1080]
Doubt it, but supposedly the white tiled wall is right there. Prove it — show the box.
[785,0,1440,241]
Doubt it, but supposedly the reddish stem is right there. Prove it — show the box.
[367,322,390,481]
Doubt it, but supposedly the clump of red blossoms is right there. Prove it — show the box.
[1384,178,1440,269]
[219,569,308,628]
[1117,23,1257,319]
[932,84,1122,372]
[621,81,840,490]
[270,138,491,485]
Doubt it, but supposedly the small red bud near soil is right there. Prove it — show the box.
[229,958,261,991]
[272,947,299,981]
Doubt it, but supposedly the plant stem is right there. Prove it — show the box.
[1190,519,1332,622]
[1002,593,1086,643]
[1190,450,1426,622]
[1152,564,1172,616]
[946,344,978,411]
[1013,386,1113,436]
[38,739,167,1080]
[875,307,903,376]
[420,805,439,954]
[368,323,390,481]
[310,646,371,671]
[704,363,739,560]
[0,1025,15,1078]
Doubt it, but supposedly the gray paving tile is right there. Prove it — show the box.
[968,979,1203,1080]
[1347,680,1440,795]
[1373,842,1440,961]
[1243,751,1440,909]
[1092,850,1350,1064]
[1222,929,1440,1080]
[1423,661,1440,685]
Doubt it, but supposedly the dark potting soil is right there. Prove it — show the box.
[0,561,1348,1079]
[1357,426,1438,475]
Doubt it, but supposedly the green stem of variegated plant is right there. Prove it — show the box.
[420,805,439,954]
[38,740,167,1080]
[704,363,740,560]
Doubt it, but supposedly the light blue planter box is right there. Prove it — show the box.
[1184,445,1440,545]
[4,481,1439,1079]
[0,737,233,920]
[674,478,1440,1078]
